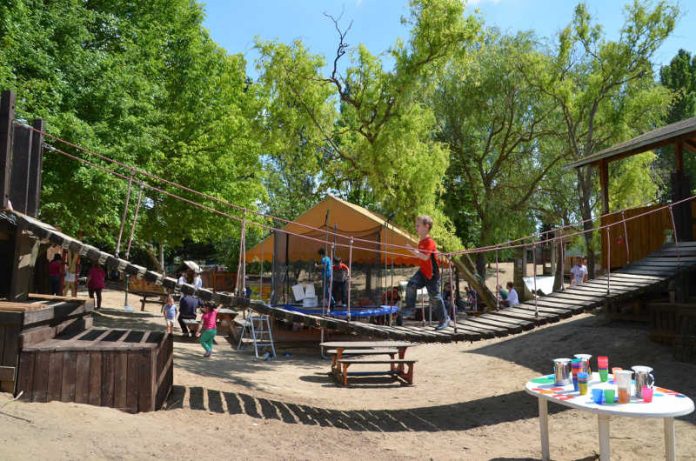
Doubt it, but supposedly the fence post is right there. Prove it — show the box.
[605,226,611,295]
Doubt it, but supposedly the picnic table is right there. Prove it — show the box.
[320,341,416,386]
[525,372,694,461]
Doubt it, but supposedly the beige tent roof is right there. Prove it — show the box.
[247,195,428,266]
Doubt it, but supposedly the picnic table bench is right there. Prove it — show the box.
[132,290,166,312]
[320,341,416,386]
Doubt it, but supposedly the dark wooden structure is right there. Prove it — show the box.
[18,328,172,412]
[0,297,93,393]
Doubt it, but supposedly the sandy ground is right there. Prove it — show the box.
[1,289,696,460]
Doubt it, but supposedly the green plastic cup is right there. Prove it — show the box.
[599,368,609,382]
[604,388,616,404]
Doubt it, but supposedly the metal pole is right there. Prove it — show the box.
[606,226,611,295]
[559,233,565,292]
[495,248,500,309]
[449,257,457,334]
[347,237,353,322]
[533,242,538,318]
[621,210,630,264]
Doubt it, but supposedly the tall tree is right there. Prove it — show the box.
[522,0,677,277]
[434,30,563,280]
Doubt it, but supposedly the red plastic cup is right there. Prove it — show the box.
[597,356,609,369]
[642,386,654,403]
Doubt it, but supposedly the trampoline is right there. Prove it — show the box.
[276,304,400,319]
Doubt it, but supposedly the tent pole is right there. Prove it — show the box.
[347,237,353,323]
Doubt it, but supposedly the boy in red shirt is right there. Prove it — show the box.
[406,215,450,330]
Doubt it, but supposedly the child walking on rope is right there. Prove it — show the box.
[197,302,219,357]
[406,215,450,331]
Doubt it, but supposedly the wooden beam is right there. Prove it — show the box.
[27,119,44,217]
[9,124,32,213]
[0,90,15,209]
[685,139,696,153]
[598,159,609,215]
[675,141,684,174]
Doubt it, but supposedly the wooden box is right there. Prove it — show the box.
[17,328,173,413]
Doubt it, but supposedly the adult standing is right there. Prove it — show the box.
[193,271,203,290]
[64,250,80,297]
[87,263,106,309]
[331,257,349,307]
[178,294,202,338]
[48,253,64,295]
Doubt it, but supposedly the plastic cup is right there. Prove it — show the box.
[604,388,616,404]
[611,367,622,381]
[578,372,589,395]
[597,356,608,369]
[591,388,604,404]
[642,386,654,403]
[599,369,609,382]
[571,360,582,391]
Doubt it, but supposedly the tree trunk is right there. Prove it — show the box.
[452,254,497,311]
[577,167,596,278]
[475,252,487,286]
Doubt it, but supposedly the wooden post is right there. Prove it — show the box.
[0,90,16,209]
[9,123,33,213]
[675,141,684,174]
[27,119,45,217]
[9,220,40,301]
[598,159,609,215]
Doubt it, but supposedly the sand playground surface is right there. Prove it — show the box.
[1,288,696,460]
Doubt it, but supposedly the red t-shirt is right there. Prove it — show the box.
[418,236,437,280]
[87,266,106,289]
[48,260,63,277]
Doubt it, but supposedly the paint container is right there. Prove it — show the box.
[578,372,589,395]
[553,358,572,386]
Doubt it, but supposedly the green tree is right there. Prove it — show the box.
[522,0,677,277]
[434,30,563,280]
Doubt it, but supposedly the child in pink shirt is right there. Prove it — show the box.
[197,302,219,357]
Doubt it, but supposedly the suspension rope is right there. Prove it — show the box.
[125,183,144,260]
[114,176,133,257]
[236,216,247,297]
[605,226,611,295]
[668,205,681,265]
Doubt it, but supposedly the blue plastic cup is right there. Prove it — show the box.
[592,388,604,404]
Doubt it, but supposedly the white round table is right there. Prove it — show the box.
[525,373,694,461]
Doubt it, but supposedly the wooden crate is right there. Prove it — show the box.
[17,328,173,413]
[0,298,92,393]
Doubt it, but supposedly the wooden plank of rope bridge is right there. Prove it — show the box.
[544,291,606,303]
[488,310,548,326]
[609,272,665,281]
[455,322,497,339]
[536,295,594,307]
[483,312,537,330]
[473,316,526,334]
[503,307,558,323]
[575,283,634,294]
[640,257,696,263]
[464,318,510,337]
[515,303,575,318]
[478,312,534,330]
[531,298,589,312]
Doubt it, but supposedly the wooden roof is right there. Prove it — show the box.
[568,116,696,169]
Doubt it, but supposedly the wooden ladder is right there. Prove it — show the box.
[237,314,276,359]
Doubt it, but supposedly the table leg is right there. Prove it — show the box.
[538,398,550,461]
[664,417,676,461]
[398,347,406,374]
[598,414,610,461]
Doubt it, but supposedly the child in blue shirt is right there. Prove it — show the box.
[315,248,334,308]
[162,294,177,334]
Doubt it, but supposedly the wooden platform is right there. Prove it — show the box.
[7,209,696,343]
[17,328,173,412]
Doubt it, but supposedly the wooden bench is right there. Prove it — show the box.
[335,358,417,386]
[327,348,398,373]
[181,318,200,337]
[131,290,166,312]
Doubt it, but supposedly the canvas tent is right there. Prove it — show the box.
[246,195,439,305]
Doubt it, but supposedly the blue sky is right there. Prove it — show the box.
[201,0,695,77]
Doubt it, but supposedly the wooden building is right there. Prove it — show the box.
[568,117,696,270]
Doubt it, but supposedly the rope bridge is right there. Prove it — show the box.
[5,209,696,343]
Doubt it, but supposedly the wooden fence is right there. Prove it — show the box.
[601,202,696,269]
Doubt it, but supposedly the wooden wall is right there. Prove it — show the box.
[17,329,173,412]
[601,202,696,269]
